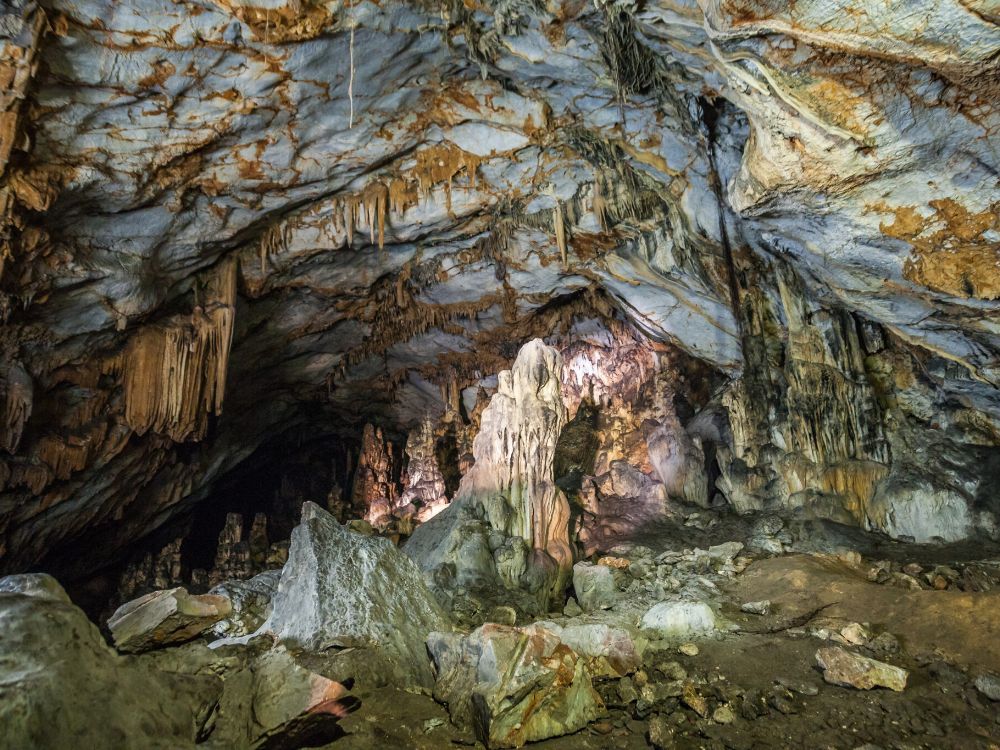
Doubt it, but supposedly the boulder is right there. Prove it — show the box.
[0,575,221,748]
[427,623,605,748]
[243,648,350,749]
[534,621,640,677]
[0,572,70,603]
[572,561,617,612]
[252,501,449,688]
[209,569,282,638]
[815,647,908,691]
[108,587,232,653]
[639,599,717,638]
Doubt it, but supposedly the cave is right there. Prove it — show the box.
[1,0,1000,747]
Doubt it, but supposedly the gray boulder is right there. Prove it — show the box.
[253,501,449,688]
[0,575,220,749]
[108,587,232,654]
[572,562,618,612]
[210,569,282,638]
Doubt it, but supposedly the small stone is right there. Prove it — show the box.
[591,720,614,734]
[902,563,923,576]
[678,643,699,657]
[974,673,1000,701]
[618,676,638,704]
[639,599,716,638]
[840,622,871,646]
[573,562,618,612]
[597,555,630,570]
[775,676,819,696]
[648,715,674,749]
[740,600,771,616]
[423,717,445,732]
[869,631,900,655]
[712,704,736,724]
[657,661,688,681]
[681,681,709,717]
[816,647,908,692]
[932,575,949,590]
[707,541,744,564]
[563,597,583,617]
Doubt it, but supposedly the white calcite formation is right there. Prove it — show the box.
[396,417,449,522]
[406,339,572,611]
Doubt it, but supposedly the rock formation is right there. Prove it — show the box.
[406,339,573,613]
[247,501,449,689]
[397,417,449,522]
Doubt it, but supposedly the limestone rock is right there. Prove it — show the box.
[253,501,449,688]
[427,623,605,748]
[243,648,350,749]
[534,621,640,677]
[573,561,617,612]
[406,339,572,611]
[815,647,908,692]
[108,587,232,654]
[974,673,1000,702]
[397,416,449,522]
[741,600,771,616]
[639,600,717,639]
[209,569,282,638]
[0,576,221,748]
[0,572,70,603]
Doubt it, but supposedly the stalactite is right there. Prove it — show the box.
[107,258,237,442]
[591,175,608,231]
[259,221,291,273]
[0,361,32,454]
[553,201,567,265]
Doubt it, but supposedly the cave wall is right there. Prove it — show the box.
[0,0,998,576]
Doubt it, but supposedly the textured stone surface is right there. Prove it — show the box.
[572,561,618,613]
[0,576,221,748]
[639,600,717,639]
[427,623,605,748]
[209,569,282,638]
[816,647,909,692]
[108,587,232,654]
[0,0,997,582]
[252,501,449,688]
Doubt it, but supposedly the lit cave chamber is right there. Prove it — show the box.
[1,1,999,748]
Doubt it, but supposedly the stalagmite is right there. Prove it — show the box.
[107,258,237,442]
[352,423,397,525]
[406,339,572,611]
[397,417,449,521]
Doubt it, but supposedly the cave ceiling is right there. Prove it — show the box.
[0,0,998,576]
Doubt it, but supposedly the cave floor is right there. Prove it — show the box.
[328,514,1000,750]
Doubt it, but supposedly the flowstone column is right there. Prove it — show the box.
[405,339,573,612]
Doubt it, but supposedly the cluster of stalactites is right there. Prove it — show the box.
[106,258,238,442]
[257,143,482,271]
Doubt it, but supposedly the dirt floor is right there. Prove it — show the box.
[325,517,1000,750]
